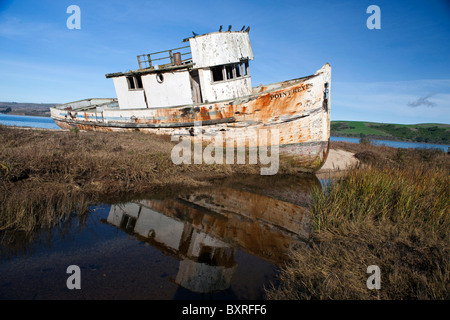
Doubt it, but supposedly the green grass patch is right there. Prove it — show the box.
[332,121,450,144]
[331,121,392,137]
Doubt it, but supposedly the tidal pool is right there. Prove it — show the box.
[0,175,319,300]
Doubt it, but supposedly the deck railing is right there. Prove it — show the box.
[137,46,192,69]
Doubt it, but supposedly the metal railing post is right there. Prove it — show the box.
[147,54,152,68]
[169,50,173,65]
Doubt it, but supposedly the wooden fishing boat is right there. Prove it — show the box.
[50,28,331,172]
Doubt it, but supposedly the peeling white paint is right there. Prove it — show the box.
[197,68,252,102]
[142,70,193,108]
[189,32,253,68]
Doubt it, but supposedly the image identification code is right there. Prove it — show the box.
[182,304,267,317]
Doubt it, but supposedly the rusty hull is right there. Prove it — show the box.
[51,64,331,172]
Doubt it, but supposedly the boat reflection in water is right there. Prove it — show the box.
[106,174,320,294]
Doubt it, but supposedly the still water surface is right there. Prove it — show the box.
[330,136,448,152]
[0,114,60,130]
[0,176,317,300]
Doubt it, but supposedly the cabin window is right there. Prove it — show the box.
[135,75,143,88]
[211,66,224,82]
[225,65,234,80]
[127,76,135,89]
[235,64,241,78]
[242,61,249,76]
[127,75,143,90]
[211,61,249,83]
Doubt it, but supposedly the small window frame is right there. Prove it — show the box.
[225,65,234,80]
[241,61,249,77]
[127,76,135,90]
[211,66,224,82]
[210,61,250,84]
[127,75,144,90]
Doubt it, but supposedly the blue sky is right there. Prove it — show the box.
[0,0,449,124]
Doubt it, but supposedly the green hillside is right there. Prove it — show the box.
[0,102,54,117]
[331,121,450,145]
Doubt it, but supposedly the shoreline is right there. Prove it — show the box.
[2,121,448,148]
[1,112,51,117]
[1,112,449,146]
[331,132,450,147]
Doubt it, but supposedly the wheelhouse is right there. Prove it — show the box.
[105,30,254,109]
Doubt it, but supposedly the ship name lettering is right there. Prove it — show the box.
[270,83,313,100]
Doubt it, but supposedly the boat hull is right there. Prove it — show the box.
[51,64,331,172]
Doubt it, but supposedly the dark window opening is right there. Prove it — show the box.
[135,75,143,88]
[127,76,135,89]
[235,64,241,78]
[226,65,234,80]
[242,61,249,76]
[120,215,136,231]
[211,61,249,83]
[127,75,143,90]
[211,66,224,82]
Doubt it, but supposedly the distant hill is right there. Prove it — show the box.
[331,121,450,145]
[0,102,58,117]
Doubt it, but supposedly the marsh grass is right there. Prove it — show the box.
[0,182,90,232]
[312,166,449,232]
[266,144,449,300]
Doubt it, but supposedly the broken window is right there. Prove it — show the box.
[242,61,249,76]
[211,61,249,83]
[135,75,143,88]
[127,75,143,90]
[127,76,135,90]
[235,64,241,78]
[225,65,234,80]
[211,66,224,82]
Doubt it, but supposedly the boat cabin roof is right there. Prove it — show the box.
[105,29,252,79]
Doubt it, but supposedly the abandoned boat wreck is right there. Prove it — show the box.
[50,27,331,172]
